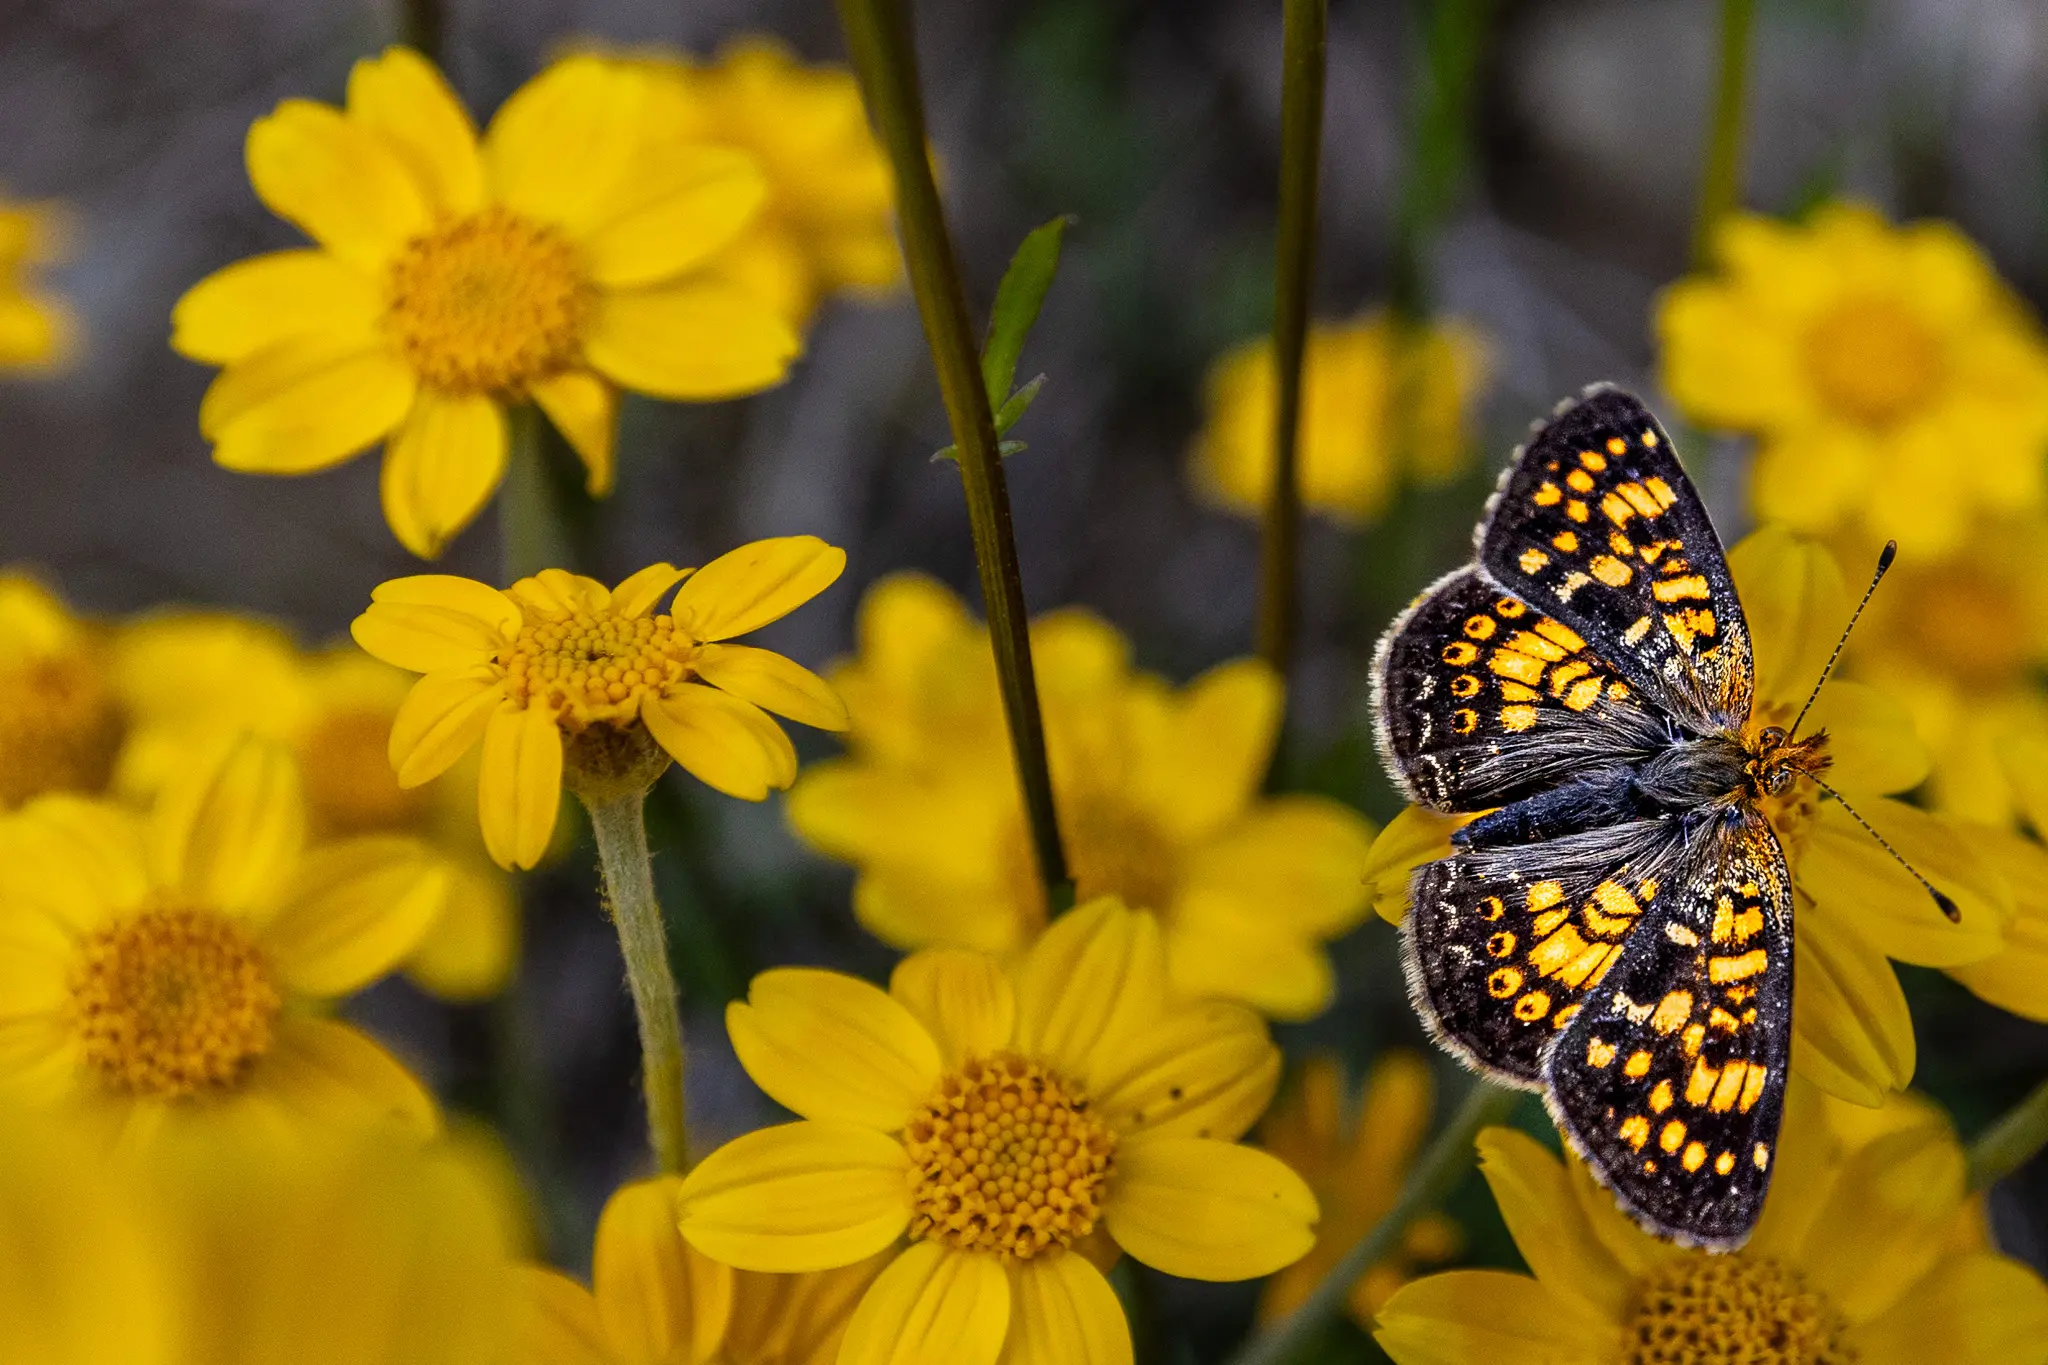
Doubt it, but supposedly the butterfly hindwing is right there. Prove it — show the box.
[1476,385,1752,731]
[1546,810,1792,1250]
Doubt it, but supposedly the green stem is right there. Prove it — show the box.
[1690,0,1757,270]
[834,0,1074,912]
[1227,1079,1517,1365]
[501,404,571,583]
[585,790,690,1175]
[1967,1075,2048,1192]
[1256,0,1327,675]
[399,0,444,58]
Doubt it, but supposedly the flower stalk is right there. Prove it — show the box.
[500,404,573,583]
[1227,1077,1517,1365]
[399,0,443,59]
[1256,0,1327,675]
[833,0,1073,910]
[585,789,690,1174]
[1690,0,1757,269]
[1967,1074,2048,1192]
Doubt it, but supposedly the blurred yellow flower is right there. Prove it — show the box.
[1191,312,1488,525]
[639,37,901,326]
[677,899,1311,1365]
[172,47,801,558]
[351,537,848,870]
[1374,1083,2048,1365]
[1659,202,2048,555]
[513,1174,882,1365]
[0,736,441,1146]
[0,570,122,810]
[788,574,1378,1020]
[0,193,73,369]
[1257,1053,1459,1326]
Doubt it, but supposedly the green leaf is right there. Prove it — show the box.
[993,373,1045,435]
[981,216,1072,406]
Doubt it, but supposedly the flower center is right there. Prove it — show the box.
[299,708,432,836]
[499,610,696,729]
[1879,559,2033,691]
[385,207,589,395]
[1622,1254,1856,1365]
[67,908,281,1100]
[904,1052,1117,1261]
[0,653,123,809]
[1804,296,1942,427]
[1067,794,1179,915]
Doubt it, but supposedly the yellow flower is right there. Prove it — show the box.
[1257,1053,1460,1326]
[351,536,849,870]
[788,574,1378,1020]
[1191,311,1489,524]
[0,193,73,369]
[513,1174,883,1365]
[638,36,901,326]
[1374,1082,2048,1365]
[0,570,123,810]
[112,611,517,1001]
[1659,202,2048,555]
[676,898,1314,1365]
[0,736,442,1146]
[172,47,801,558]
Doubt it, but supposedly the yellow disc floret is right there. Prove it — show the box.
[904,1053,1116,1261]
[1622,1255,1855,1365]
[385,206,590,394]
[0,650,122,809]
[300,707,432,836]
[67,908,282,1099]
[500,609,697,728]
[1804,296,1942,427]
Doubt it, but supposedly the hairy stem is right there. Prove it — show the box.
[1968,1075,2048,1192]
[1690,0,1757,269]
[501,403,572,584]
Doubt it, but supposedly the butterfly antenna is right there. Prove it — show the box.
[1812,777,1961,922]
[1788,540,1896,740]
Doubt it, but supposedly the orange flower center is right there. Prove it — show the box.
[1006,791,1179,932]
[299,708,431,836]
[385,207,589,394]
[1804,296,1942,427]
[1622,1254,1854,1365]
[499,610,696,728]
[904,1052,1116,1261]
[0,651,123,809]
[1879,558,2035,691]
[67,908,281,1099]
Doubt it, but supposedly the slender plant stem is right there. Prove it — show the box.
[1967,1075,2048,1191]
[834,0,1073,911]
[399,0,443,58]
[586,791,690,1175]
[1257,0,1326,675]
[1690,0,1757,270]
[501,404,571,583]
[1227,1078,1517,1365]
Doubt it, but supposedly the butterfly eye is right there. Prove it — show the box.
[1764,769,1793,796]
[1758,725,1787,747]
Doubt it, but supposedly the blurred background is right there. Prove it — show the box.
[4,0,2047,1357]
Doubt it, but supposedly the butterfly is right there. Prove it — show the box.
[1369,384,1917,1251]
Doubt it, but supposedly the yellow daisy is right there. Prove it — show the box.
[677,898,1314,1365]
[1368,527,2015,1105]
[172,47,801,558]
[112,611,516,1001]
[513,1174,883,1365]
[1374,1081,2048,1365]
[1659,202,2048,555]
[350,536,849,870]
[0,570,122,810]
[1257,1052,1460,1326]
[637,36,901,326]
[0,192,73,369]
[787,574,1378,1020]
[0,736,442,1147]
[1191,311,1489,524]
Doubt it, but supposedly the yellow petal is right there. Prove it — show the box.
[728,967,943,1129]
[1805,681,1929,795]
[582,146,768,288]
[1132,658,1280,843]
[354,575,521,673]
[401,860,517,1002]
[839,1241,1010,1365]
[671,536,846,642]
[641,684,795,801]
[1798,797,2007,967]
[1162,896,1336,1022]
[0,796,149,935]
[1852,1251,2048,1365]
[1373,1270,1613,1365]
[0,911,76,1017]
[889,949,1017,1069]
[345,47,484,216]
[1472,1128,1637,1319]
[678,1120,912,1272]
[1793,891,1916,1103]
[1103,1136,1317,1280]
[1727,525,1850,711]
[379,390,509,560]
[610,563,689,619]
[483,55,645,235]
[170,250,380,365]
[150,734,306,920]
[531,369,618,496]
[1181,795,1377,935]
[256,1014,439,1138]
[594,1176,733,1365]
[1360,806,1464,926]
[695,643,849,730]
[389,667,505,788]
[584,279,800,400]
[246,98,431,270]
[1948,826,2048,1021]
[1000,1254,1131,1365]
[1088,998,1279,1144]
[204,339,417,474]
[1797,1120,1966,1320]
[263,835,448,997]
[510,1266,612,1365]
[1014,898,1169,1089]
[478,704,563,870]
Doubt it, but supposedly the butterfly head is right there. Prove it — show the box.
[1743,724,1831,800]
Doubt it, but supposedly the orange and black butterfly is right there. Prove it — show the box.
[1371,385,1947,1250]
